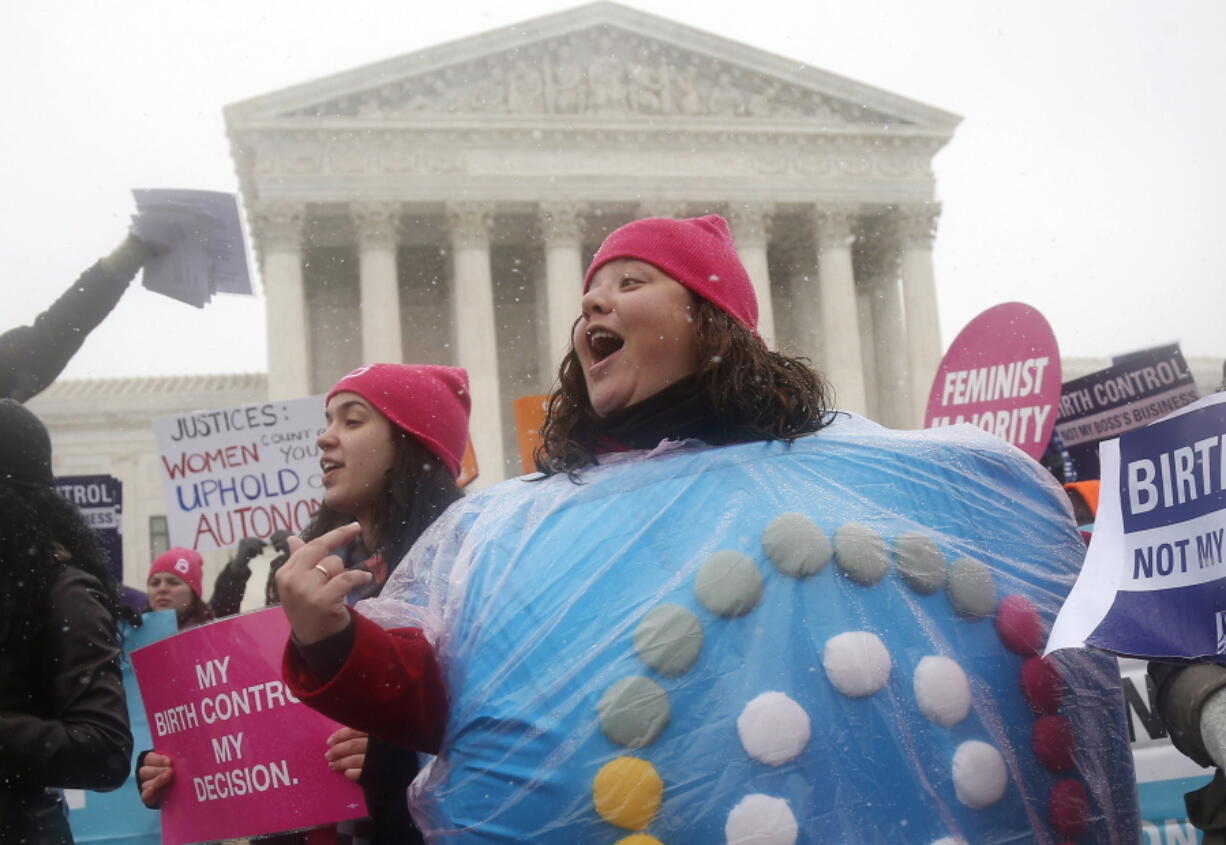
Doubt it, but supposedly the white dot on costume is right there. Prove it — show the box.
[952,740,1008,809]
[822,631,891,697]
[724,794,798,845]
[737,692,811,765]
[913,656,971,727]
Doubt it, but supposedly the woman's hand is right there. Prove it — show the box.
[276,522,371,645]
[138,751,174,808]
[325,726,369,783]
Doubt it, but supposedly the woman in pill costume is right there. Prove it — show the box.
[279,215,1139,843]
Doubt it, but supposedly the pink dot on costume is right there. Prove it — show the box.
[1032,715,1076,772]
[1020,656,1064,715]
[994,594,1045,655]
[1049,778,1089,837]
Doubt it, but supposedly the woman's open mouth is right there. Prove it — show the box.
[587,328,625,368]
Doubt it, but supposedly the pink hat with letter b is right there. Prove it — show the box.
[148,547,204,598]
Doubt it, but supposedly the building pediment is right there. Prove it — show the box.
[226,3,959,134]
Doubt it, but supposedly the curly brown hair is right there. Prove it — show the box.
[534,298,836,477]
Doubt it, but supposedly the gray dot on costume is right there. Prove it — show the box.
[947,556,997,617]
[634,604,704,677]
[893,531,947,595]
[763,512,832,578]
[598,676,670,748]
[833,523,889,586]
[695,550,764,617]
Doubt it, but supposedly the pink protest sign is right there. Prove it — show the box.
[130,607,366,844]
[924,302,1062,460]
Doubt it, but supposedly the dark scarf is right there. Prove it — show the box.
[592,376,735,453]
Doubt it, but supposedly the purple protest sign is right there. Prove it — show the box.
[131,608,366,844]
[925,302,1061,460]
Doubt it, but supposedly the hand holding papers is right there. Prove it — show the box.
[132,189,253,308]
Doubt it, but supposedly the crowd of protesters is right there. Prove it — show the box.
[5,218,1224,842]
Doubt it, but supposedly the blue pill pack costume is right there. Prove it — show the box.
[360,413,1138,843]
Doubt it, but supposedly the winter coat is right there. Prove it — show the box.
[1150,661,1226,841]
[0,260,132,402]
[0,564,132,843]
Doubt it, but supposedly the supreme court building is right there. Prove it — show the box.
[224,1,961,482]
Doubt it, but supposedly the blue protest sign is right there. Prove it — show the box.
[1049,392,1226,661]
[68,610,178,843]
[1054,344,1200,479]
[55,474,123,581]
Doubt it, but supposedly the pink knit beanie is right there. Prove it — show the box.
[327,364,471,479]
[583,214,759,335]
[149,547,204,598]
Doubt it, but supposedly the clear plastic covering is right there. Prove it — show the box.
[360,413,1139,843]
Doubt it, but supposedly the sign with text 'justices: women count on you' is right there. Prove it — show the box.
[153,396,325,552]
[130,608,366,844]
[925,302,1061,461]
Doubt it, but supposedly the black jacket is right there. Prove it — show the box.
[0,261,131,402]
[0,565,132,842]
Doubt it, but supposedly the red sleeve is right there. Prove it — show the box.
[283,608,447,754]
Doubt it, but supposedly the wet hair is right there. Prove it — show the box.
[0,481,138,647]
[535,298,835,477]
[300,430,462,580]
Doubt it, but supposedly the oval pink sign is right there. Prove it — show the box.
[924,302,1061,460]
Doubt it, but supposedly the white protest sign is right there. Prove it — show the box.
[1048,391,1226,658]
[153,396,325,552]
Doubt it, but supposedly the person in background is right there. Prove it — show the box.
[142,547,214,630]
[0,399,134,844]
[146,364,471,845]
[1149,366,1226,841]
[1,233,159,402]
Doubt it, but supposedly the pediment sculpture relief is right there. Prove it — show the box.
[285,28,904,125]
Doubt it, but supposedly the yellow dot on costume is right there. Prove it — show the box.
[617,836,664,845]
[592,757,663,830]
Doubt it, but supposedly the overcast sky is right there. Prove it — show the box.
[2,0,1222,382]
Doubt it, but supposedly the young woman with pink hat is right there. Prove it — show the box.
[142,363,471,845]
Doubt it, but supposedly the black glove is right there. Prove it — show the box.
[232,537,267,566]
[269,530,294,556]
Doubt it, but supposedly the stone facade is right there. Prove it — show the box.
[58,4,1226,597]
[224,1,962,481]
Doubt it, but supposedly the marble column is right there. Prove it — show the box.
[726,202,776,347]
[814,205,868,414]
[539,201,587,363]
[898,203,943,425]
[256,202,309,400]
[352,201,403,365]
[447,201,505,484]
[864,241,911,428]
